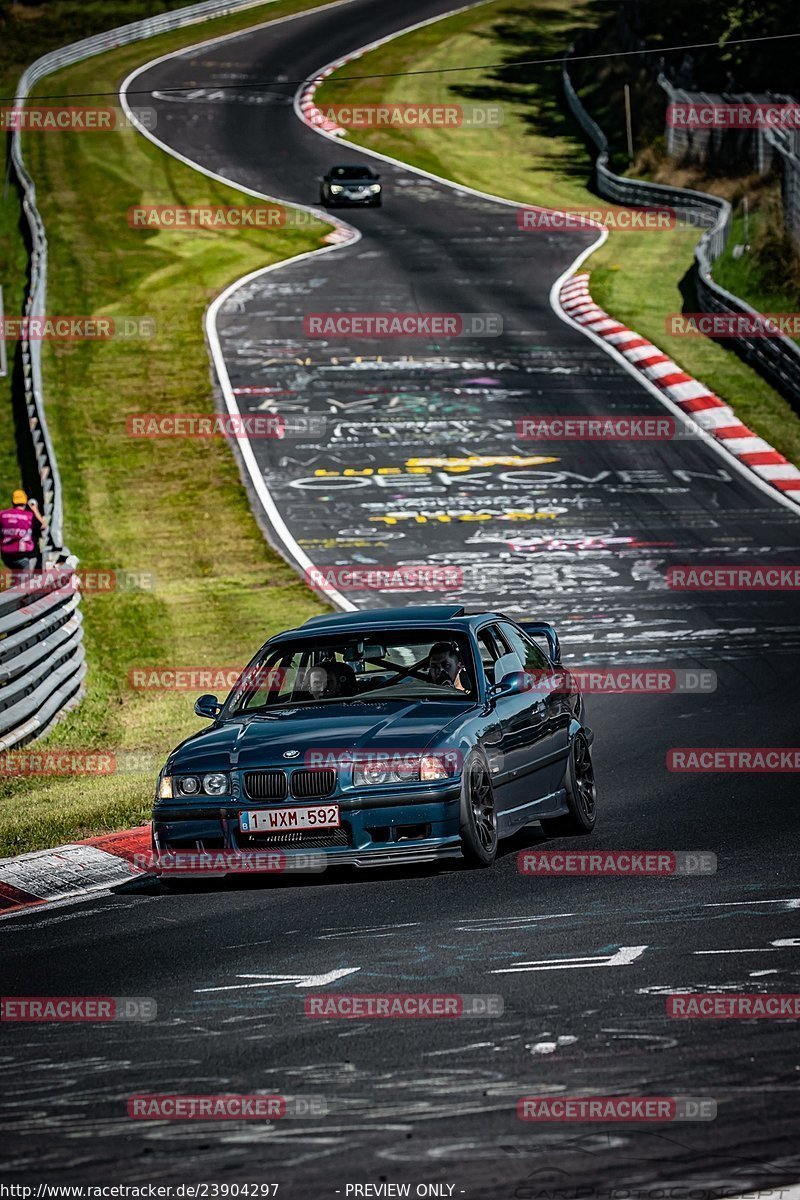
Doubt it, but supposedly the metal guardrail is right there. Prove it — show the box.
[562,49,800,411]
[0,559,87,752]
[4,0,270,750]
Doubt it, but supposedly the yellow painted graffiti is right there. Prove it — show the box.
[369,511,562,525]
[405,455,559,470]
[313,455,559,478]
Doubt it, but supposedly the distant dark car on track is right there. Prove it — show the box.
[152,606,596,871]
[320,163,382,207]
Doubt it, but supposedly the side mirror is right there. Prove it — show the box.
[194,693,221,719]
[491,671,526,700]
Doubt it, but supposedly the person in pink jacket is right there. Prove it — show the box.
[0,489,46,573]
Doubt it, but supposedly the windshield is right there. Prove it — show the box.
[330,166,374,180]
[226,629,477,714]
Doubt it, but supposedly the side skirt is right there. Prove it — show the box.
[497,788,568,837]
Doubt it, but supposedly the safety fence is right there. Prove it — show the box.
[4,0,273,748]
[765,122,800,252]
[562,48,800,411]
[660,78,800,253]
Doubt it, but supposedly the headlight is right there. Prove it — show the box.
[368,184,381,193]
[351,752,459,787]
[353,757,420,787]
[171,772,231,796]
[329,184,343,194]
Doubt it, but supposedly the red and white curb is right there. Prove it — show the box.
[560,274,800,502]
[297,53,359,137]
[295,7,476,142]
[0,826,151,915]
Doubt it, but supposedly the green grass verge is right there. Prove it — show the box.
[315,0,800,467]
[713,208,800,337]
[0,0,345,857]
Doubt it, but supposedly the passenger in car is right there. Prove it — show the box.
[426,641,471,692]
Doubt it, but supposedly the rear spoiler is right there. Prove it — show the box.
[517,621,561,665]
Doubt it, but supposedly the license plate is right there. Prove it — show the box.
[240,805,340,833]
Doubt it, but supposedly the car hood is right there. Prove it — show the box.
[168,698,474,772]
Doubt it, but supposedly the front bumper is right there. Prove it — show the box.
[152,782,463,871]
[323,194,381,206]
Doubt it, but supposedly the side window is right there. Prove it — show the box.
[237,650,298,710]
[477,626,504,683]
[497,622,550,672]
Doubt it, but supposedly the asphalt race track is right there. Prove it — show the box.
[3,1,800,1195]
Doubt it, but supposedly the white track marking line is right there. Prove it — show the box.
[492,945,648,974]
[196,966,360,992]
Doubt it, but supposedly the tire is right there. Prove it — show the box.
[460,753,498,866]
[540,733,597,837]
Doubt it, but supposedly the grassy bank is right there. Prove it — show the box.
[0,0,342,856]
[314,0,800,467]
[713,203,800,326]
